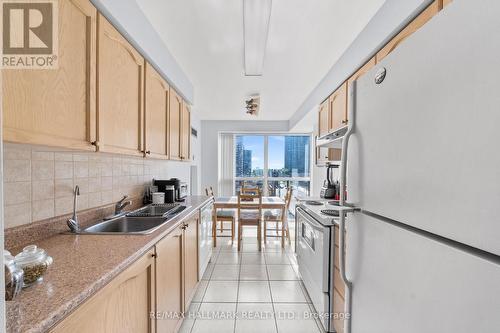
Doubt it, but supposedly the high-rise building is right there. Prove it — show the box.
[284,136,310,177]
[235,136,253,176]
[235,136,244,176]
[243,149,252,176]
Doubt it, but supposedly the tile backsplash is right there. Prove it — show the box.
[3,143,188,229]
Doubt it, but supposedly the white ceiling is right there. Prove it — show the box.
[137,0,385,121]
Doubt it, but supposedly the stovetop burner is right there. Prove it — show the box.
[305,200,323,206]
[328,201,340,206]
[321,209,340,217]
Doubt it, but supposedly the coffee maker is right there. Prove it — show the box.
[320,163,339,199]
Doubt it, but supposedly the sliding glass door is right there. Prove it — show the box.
[234,134,311,197]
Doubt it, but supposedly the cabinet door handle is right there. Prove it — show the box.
[151,253,157,258]
[342,119,348,124]
[90,141,97,146]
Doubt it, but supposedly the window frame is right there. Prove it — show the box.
[233,134,312,196]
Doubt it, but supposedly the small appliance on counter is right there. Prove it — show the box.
[164,185,176,203]
[154,178,188,202]
[320,163,339,199]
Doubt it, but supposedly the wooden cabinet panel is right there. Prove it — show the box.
[169,88,182,160]
[376,1,440,62]
[333,289,345,333]
[347,57,376,88]
[180,102,191,161]
[97,14,144,156]
[183,213,198,306]
[3,0,96,150]
[318,99,330,137]
[442,0,452,7]
[334,266,345,297]
[156,227,183,333]
[144,63,169,159]
[315,147,341,166]
[51,249,155,333]
[329,82,348,131]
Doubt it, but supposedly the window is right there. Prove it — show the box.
[234,134,311,197]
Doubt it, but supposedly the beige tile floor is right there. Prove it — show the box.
[179,223,323,333]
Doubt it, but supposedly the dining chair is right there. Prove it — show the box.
[263,187,293,248]
[237,189,263,251]
[241,181,260,195]
[205,187,235,242]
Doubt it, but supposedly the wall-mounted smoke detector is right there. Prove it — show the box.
[245,95,260,116]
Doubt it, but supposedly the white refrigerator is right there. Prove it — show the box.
[341,0,500,332]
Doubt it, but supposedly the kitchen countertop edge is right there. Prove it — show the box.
[7,195,213,333]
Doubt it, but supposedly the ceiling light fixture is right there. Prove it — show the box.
[245,95,260,115]
[243,0,272,76]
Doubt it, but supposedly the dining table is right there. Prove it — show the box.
[212,196,286,247]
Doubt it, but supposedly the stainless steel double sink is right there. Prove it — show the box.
[78,205,188,235]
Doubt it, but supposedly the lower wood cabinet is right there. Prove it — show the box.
[51,249,156,333]
[333,224,346,333]
[156,226,184,333]
[52,209,201,333]
[183,213,199,306]
[333,289,345,333]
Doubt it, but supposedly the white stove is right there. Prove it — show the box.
[296,198,340,226]
[295,198,342,332]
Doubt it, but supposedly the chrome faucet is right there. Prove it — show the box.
[67,185,80,233]
[115,195,132,215]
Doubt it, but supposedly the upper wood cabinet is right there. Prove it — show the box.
[156,226,183,333]
[97,14,144,156]
[442,0,452,7]
[318,99,330,137]
[144,63,169,159]
[183,213,199,307]
[180,103,191,161]
[315,146,341,166]
[51,249,156,333]
[169,88,182,160]
[376,1,440,62]
[347,57,376,89]
[329,82,348,131]
[2,0,97,150]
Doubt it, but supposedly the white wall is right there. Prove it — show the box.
[189,110,202,195]
[200,120,289,195]
[90,0,194,103]
[289,0,435,128]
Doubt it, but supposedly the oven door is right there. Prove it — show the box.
[296,207,332,328]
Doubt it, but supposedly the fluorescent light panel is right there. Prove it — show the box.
[243,0,272,76]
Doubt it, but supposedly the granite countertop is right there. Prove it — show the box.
[6,196,212,333]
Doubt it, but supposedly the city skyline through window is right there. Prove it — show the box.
[234,134,311,197]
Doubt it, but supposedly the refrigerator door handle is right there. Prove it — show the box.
[339,81,357,333]
[340,80,356,207]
